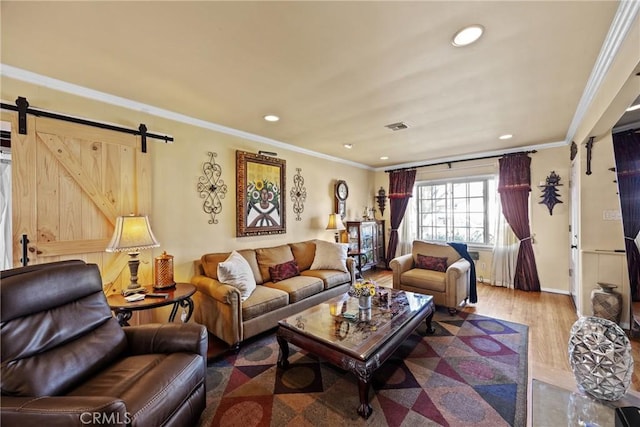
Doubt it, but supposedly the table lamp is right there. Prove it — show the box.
[326,213,346,242]
[106,214,160,296]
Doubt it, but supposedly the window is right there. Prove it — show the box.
[416,177,496,245]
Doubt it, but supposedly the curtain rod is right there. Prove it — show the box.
[1,97,173,153]
[384,150,537,173]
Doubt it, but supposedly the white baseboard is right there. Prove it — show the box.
[540,287,570,295]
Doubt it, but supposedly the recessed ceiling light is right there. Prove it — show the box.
[626,104,640,112]
[263,114,280,122]
[380,156,389,160]
[499,134,513,140]
[452,25,484,47]
[343,143,353,149]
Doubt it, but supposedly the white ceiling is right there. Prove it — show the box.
[1,1,639,169]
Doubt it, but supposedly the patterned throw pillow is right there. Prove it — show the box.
[416,254,448,272]
[269,260,300,282]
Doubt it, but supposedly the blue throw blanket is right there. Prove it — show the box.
[448,242,478,304]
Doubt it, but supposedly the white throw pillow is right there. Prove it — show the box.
[310,240,348,273]
[217,251,257,301]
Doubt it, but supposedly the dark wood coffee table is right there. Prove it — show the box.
[277,289,435,419]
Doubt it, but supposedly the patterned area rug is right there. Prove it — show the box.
[197,308,528,426]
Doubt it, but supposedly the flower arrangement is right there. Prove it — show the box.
[350,280,376,298]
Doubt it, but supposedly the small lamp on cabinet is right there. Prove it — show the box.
[325,213,346,243]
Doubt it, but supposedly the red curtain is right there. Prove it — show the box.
[612,130,640,301]
[498,154,541,291]
[385,169,416,266]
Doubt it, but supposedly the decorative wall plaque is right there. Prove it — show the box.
[290,168,307,221]
[538,171,563,215]
[197,152,228,224]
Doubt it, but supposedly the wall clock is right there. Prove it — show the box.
[335,180,348,220]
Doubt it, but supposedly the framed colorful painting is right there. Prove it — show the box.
[236,151,286,237]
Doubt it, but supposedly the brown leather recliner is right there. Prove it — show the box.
[1,260,208,426]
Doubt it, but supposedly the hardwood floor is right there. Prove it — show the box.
[367,269,640,394]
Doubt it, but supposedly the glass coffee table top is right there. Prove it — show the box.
[532,379,640,427]
[278,289,433,360]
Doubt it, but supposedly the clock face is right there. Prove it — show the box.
[336,180,349,200]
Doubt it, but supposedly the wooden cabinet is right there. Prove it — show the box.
[345,220,386,271]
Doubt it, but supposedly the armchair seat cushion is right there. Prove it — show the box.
[68,353,203,425]
[242,286,289,321]
[401,269,446,293]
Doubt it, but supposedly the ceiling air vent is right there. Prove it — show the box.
[385,122,409,131]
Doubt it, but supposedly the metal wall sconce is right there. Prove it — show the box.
[539,171,563,215]
[376,186,387,216]
[197,151,228,224]
[290,168,307,221]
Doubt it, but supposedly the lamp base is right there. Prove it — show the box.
[122,286,147,296]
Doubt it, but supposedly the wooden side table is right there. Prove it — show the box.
[107,283,196,326]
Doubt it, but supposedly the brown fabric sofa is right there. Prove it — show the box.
[191,240,355,348]
[1,260,207,427]
[390,240,471,314]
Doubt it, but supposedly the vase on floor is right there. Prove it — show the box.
[359,295,372,310]
[590,282,622,324]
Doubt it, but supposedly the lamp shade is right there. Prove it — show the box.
[325,213,346,231]
[106,215,160,253]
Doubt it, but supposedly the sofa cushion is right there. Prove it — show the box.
[309,240,348,273]
[256,244,295,282]
[264,276,324,303]
[217,251,257,301]
[401,268,447,293]
[242,286,289,321]
[290,241,316,271]
[416,254,448,272]
[269,260,300,282]
[301,270,351,290]
[200,252,229,280]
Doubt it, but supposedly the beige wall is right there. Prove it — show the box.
[530,146,571,293]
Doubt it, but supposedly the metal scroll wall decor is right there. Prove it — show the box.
[538,171,563,215]
[375,186,387,216]
[290,168,307,221]
[197,152,228,224]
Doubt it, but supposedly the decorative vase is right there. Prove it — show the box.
[568,316,633,401]
[154,251,176,289]
[359,295,372,310]
[590,282,622,324]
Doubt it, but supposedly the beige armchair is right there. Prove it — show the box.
[390,240,471,314]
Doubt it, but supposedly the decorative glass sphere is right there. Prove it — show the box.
[568,316,633,401]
